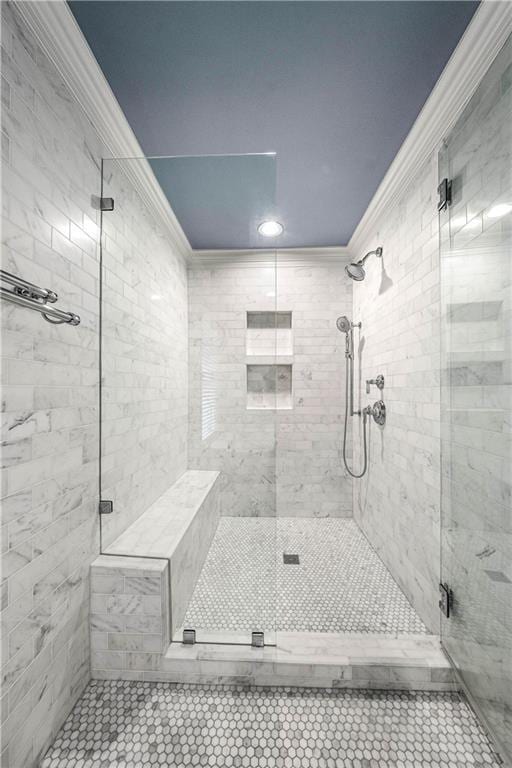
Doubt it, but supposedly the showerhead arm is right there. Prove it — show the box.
[359,246,383,266]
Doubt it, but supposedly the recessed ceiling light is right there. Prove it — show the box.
[258,220,284,237]
[487,203,512,219]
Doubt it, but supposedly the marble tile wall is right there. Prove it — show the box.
[90,556,170,680]
[439,35,511,764]
[276,262,353,517]
[351,155,441,632]
[246,364,292,410]
[188,264,277,517]
[1,4,102,765]
[188,260,353,518]
[100,159,188,549]
[0,4,188,765]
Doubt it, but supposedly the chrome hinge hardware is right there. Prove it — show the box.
[437,178,452,212]
[100,197,114,212]
[183,629,196,645]
[98,499,113,515]
[439,582,453,618]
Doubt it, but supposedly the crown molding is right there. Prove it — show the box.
[349,0,512,257]
[13,0,192,261]
[190,246,350,269]
[13,0,510,264]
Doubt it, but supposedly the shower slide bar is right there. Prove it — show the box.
[0,269,80,326]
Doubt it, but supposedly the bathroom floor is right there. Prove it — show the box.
[182,518,427,635]
[41,681,500,768]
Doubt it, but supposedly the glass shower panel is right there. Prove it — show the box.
[274,252,352,634]
[439,36,511,762]
[99,154,278,647]
[187,252,278,645]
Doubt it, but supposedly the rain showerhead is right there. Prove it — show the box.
[345,246,383,282]
[345,263,366,281]
[336,315,351,334]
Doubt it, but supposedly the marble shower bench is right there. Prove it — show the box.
[90,469,220,679]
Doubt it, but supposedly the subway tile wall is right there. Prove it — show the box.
[188,264,280,517]
[188,260,353,518]
[99,159,188,549]
[90,555,170,680]
[1,4,102,765]
[0,4,188,765]
[276,263,353,517]
[352,153,441,632]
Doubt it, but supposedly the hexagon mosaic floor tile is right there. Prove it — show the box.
[183,518,427,634]
[41,681,501,767]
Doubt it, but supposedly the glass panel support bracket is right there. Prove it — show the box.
[252,632,264,648]
[183,629,196,645]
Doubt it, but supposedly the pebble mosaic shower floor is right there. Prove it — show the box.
[41,681,500,768]
[183,518,428,634]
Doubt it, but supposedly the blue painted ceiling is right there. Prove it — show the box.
[70,1,478,249]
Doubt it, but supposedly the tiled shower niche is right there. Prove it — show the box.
[246,311,293,356]
[246,311,293,409]
[247,364,293,409]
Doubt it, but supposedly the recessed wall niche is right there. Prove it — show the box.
[246,311,292,356]
[246,364,292,410]
[245,311,293,409]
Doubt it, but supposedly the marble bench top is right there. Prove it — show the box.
[104,470,220,560]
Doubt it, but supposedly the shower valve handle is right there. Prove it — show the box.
[366,374,385,394]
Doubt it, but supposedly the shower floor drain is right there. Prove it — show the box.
[283,553,300,564]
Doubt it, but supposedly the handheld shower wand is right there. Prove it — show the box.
[336,316,360,417]
[336,316,368,477]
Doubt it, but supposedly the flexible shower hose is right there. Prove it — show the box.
[342,359,368,478]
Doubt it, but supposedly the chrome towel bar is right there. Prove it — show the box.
[0,269,80,326]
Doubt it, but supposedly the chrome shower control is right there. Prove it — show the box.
[364,400,386,426]
[366,374,385,394]
[371,400,386,426]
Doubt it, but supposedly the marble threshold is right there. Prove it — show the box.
[158,631,457,692]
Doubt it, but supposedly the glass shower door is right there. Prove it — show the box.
[439,35,511,762]
[100,153,279,647]
[185,248,279,646]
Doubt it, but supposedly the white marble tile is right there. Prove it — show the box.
[188,261,353,519]
[182,517,427,635]
[99,157,188,549]
[0,5,187,766]
[90,554,169,679]
[102,470,220,636]
[104,470,219,559]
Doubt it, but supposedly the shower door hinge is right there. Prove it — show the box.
[439,582,453,618]
[100,197,114,212]
[99,499,113,515]
[437,178,452,212]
